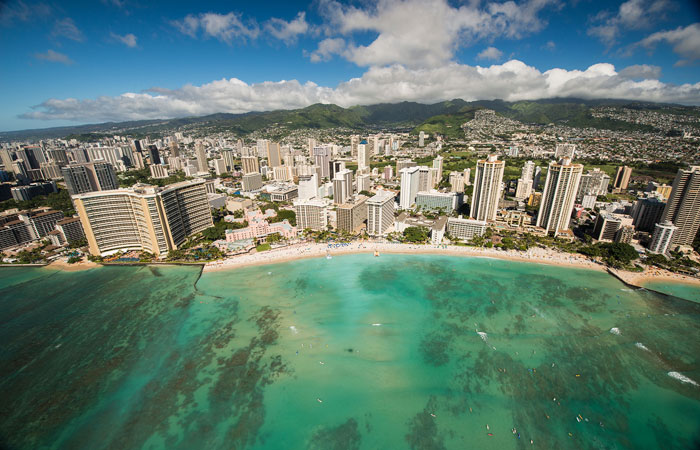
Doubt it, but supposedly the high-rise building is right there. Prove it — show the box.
[294,198,329,230]
[417,166,433,192]
[74,179,213,257]
[464,168,471,186]
[221,149,236,171]
[416,191,460,212]
[0,148,14,174]
[242,173,263,191]
[521,161,536,182]
[241,156,259,174]
[333,169,354,205]
[367,190,395,236]
[418,131,425,147]
[613,166,633,191]
[515,179,533,200]
[313,146,332,179]
[649,221,677,254]
[449,172,465,193]
[383,166,394,181]
[298,174,318,200]
[659,166,700,246]
[268,142,282,167]
[471,155,505,221]
[399,166,420,210]
[147,145,161,165]
[213,159,227,176]
[631,197,666,232]
[169,140,180,158]
[357,140,370,173]
[356,173,371,193]
[536,158,583,235]
[350,135,360,157]
[396,159,416,174]
[592,213,634,242]
[432,156,443,182]
[337,195,368,233]
[195,142,208,173]
[577,168,611,199]
[62,162,119,196]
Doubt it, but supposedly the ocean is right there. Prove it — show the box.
[1,254,699,449]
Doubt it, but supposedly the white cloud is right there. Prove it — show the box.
[172,12,259,43]
[21,60,700,122]
[265,12,309,44]
[308,38,347,62]
[587,0,670,46]
[34,49,73,65]
[637,23,700,66]
[619,64,662,79]
[315,0,558,68]
[111,32,137,48]
[52,17,83,42]
[477,46,503,61]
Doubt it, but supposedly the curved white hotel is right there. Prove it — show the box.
[74,179,213,257]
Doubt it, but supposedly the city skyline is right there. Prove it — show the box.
[1,0,699,131]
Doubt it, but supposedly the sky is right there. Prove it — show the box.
[0,0,699,132]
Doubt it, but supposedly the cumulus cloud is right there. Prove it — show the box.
[316,0,558,67]
[619,64,662,79]
[173,12,259,43]
[265,12,309,44]
[52,17,83,42]
[587,0,670,46]
[111,32,138,47]
[308,38,347,62]
[637,23,700,66]
[21,61,700,122]
[477,46,503,61]
[34,49,73,65]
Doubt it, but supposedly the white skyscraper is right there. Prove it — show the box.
[399,166,420,210]
[298,174,318,200]
[313,146,332,179]
[649,221,678,254]
[367,190,395,236]
[432,155,443,182]
[419,131,425,147]
[471,155,504,221]
[536,158,583,235]
[357,140,370,174]
[333,169,353,205]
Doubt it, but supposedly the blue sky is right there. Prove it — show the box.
[1,0,699,132]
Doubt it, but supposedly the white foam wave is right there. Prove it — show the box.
[635,342,650,351]
[371,323,382,327]
[289,326,299,334]
[477,331,488,342]
[668,371,699,387]
[610,327,621,335]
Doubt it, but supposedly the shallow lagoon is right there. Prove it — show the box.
[1,254,699,449]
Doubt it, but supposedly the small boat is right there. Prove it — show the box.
[576,417,581,423]
[374,250,380,257]
[430,413,436,418]
[317,398,323,403]
[487,433,493,437]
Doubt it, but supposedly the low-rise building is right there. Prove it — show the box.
[415,190,461,212]
[446,216,487,241]
[225,210,297,242]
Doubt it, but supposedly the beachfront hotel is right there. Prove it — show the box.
[294,198,330,231]
[367,190,395,236]
[536,158,583,236]
[471,155,505,221]
[660,166,700,247]
[73,179,213,257]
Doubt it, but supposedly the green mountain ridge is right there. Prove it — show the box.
[2,98,697,142]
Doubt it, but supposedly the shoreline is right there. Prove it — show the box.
[203,242,607,273]
[610,268,700,288]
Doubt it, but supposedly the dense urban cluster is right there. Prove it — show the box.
[0,109,698,277]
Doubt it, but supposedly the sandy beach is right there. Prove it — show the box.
[203,241,607,273]
[45,258,101,272]
[610,267,700,288]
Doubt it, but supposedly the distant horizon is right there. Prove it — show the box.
[1,0,699,131]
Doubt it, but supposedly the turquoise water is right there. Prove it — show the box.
[642,281,700,303]
[1,255,699,449]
